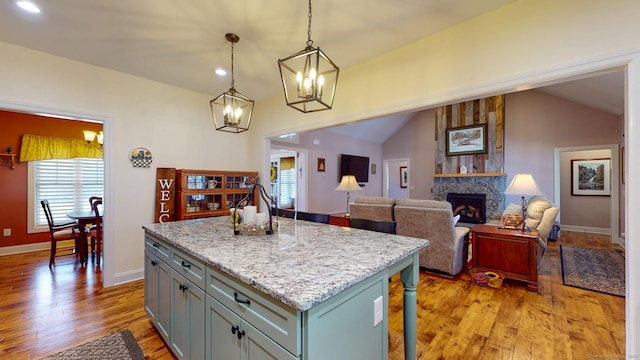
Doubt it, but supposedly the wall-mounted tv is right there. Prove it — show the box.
[339,154,369,183]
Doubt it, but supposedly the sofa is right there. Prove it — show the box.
[349,196,396,222]
[393,199,470,276]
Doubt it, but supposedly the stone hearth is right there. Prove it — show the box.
[433,174,506,220]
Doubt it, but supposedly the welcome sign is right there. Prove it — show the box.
[155,168,176,223]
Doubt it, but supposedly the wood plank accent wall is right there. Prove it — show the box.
[435,95,504,174]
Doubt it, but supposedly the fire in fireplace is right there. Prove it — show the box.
[446,193,486,224]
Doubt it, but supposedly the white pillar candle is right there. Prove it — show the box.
[256,212,268,225]
[244,206,257,224]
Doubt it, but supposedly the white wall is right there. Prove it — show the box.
[0,41,251,286]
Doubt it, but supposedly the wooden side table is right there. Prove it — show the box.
[328,213,350,227]
[470,224,539,292]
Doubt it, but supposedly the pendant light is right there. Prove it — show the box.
[278,0,339,113]
[211,33,254,133]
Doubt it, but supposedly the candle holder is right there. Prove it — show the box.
[232,183,276,236]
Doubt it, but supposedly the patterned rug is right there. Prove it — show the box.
[41,330,145,360]
[560,245,625,297]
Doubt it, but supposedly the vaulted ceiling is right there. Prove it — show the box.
[0,0,624,143]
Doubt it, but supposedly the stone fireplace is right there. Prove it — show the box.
[432,174,506,221]
[447,193,486,224]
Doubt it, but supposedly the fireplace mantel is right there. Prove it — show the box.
[432,173,507,178]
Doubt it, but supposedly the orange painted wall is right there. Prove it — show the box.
[0,110,102,247]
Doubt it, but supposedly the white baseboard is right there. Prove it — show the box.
[560,224,611,234]
[0,242,50,256]
[113,268,144,286]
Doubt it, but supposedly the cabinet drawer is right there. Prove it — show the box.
[206,266,301,356]
[171,247,206,290]
[145,233,171,263]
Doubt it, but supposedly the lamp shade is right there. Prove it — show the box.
[335,175,363,192]
[504,174,544,196]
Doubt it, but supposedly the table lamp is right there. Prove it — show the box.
[335,175,362,217]
[504,173,543,231]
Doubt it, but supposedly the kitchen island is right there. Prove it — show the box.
[143,216,429,359]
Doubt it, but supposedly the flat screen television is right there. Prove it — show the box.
[339,154,369,183]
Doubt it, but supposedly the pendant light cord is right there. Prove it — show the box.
[306,0,313,48]
[230,41,235,89]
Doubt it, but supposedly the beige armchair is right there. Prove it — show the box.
[349,196,396,222]
[394,199,470,276]
[525,196,560,260]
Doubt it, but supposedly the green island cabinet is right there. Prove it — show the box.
[144,218,418,360]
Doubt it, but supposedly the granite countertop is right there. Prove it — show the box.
[142,216,429,312]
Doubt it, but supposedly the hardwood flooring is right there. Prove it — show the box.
[0,231,624,359]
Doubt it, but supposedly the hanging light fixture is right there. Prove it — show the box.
[278,0,339,113]
[211,33,254,133]
[83,130,103,149]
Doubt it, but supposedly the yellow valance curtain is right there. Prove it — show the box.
[280,157,295,170]
[20,134,103,162]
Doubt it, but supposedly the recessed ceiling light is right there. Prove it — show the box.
[12,0,41,13]
[215,68,227,76]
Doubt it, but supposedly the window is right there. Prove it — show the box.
[279,167,296,207]
[29,158,104,232]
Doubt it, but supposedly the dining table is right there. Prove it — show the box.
[66,209,101,265]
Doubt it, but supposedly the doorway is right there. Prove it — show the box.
[554,144,621,245]
[383,158,409,199]
[269,145,308,212]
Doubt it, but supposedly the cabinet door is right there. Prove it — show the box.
[171,271,206,360]
[205,295,296,360]
[206,295,242,360]
[145,250,171,343]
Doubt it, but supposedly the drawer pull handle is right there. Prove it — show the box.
[151,260,157,267]
[179,284,188,292]
[233,292,250,305]
[237,329,245,340]
[152,243,160,248]
[231,325,239,334]
[181,261,191,268]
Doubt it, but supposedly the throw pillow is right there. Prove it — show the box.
[527,196,552,221]
[500,213,523,229]
[504,202,523,215]
[453,214,460,226]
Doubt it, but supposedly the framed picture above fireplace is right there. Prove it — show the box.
[446,124,487,156]
[571,158,611,196]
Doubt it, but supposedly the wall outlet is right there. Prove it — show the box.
[3,228,11,237]
[373,296,383,326]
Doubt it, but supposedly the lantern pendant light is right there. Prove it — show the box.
[211,33,254,133]
[278,0,339,113]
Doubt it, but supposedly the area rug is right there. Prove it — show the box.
[560,245,625,297]
[41,330,145,360]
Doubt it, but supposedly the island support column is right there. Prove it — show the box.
[400,252,420,360]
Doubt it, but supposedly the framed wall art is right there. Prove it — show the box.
[571,158,611,196]
[317,157,325,172]
[400,166,408,188]
[446,124,488,156]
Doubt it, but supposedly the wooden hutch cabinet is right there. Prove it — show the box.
[175,169,258,220]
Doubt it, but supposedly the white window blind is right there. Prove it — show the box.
[279,168,296,207]
[33,158,104,227]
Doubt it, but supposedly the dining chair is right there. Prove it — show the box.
[88,196,102,259]
[90,198,103,265]
[349,218,397,234]
[41,199,82,268]
[295,211,330,224]
[271,207,295,219]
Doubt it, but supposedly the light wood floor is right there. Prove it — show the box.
[0,231,624,359]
